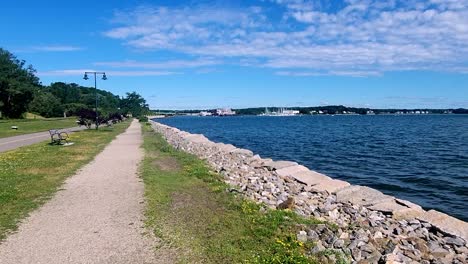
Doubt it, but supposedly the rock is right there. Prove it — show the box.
[297,230,308,243]
[366,251,383,263]
[369,200,408,214]
[334,239,345,248]
[392,208,426,221]
[393,227,403,235]
[360,243,376,253]
[382,253,400,264]
[382,240,396,255]
[310,241,325,254]
[315,224,326,233]
[275,165,310,177]
[310,179,350,194]
[183,133,209,143]
[231,148,254,156]
[307,230,319,241]
[263,160,298,170]
[430,244,450,258]
[352,247,362,261]
[211,143,237,152]
[454,246,468,254]
[403,250,420,262]
[444,236,465,247]
[287,170,332,186]
[336,186,394,206]
[328,209,339,220]
[417,210,468,241]
[373,231,383,239]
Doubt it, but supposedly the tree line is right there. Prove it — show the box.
[0,47,149,120]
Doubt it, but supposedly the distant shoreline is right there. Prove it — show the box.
[151,105,468,117]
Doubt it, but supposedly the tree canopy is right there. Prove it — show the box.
[0,47,149,119]
[0,48,40,118]
[120,91,149,117]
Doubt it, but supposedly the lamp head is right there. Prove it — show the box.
[83,73,89,80]
[102,73,107,80]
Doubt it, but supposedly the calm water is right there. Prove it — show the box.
[157,115,468,221]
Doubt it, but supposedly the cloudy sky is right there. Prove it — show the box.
[1,0,467,109]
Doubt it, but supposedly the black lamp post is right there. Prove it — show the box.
[83,72,107,130]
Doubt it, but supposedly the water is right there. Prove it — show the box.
[157,115,468,221]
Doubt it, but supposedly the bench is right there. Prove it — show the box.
[48,129,69,145]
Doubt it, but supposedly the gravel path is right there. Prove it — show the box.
[0,120,162,263]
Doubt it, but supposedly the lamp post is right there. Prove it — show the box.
[83,72,107,130]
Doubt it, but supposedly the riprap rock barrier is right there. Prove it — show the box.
[150,120,467,264]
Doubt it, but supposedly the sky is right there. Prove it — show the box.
[1,0,467,109]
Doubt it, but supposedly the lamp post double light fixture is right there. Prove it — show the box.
[83,72,107,130]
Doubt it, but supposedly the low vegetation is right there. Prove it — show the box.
[141,125,343,263]
[0,117,78,138]
[0,120,131,239]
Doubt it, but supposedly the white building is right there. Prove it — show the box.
[199,111,213,116]
[215,108,236,116]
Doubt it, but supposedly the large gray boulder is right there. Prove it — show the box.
[309,179,350,193]
[263,160,298,170]
[418,210,468,242]
[336,186,394,206]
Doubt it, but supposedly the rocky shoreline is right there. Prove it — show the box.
[150,120,467,264]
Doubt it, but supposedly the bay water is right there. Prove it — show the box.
[157,115,468,221]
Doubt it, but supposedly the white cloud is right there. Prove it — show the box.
[15,45,84,52]
[276,70,381,77]
[38,69,177,77]
[93,58,220,69]
[103,1,468,76]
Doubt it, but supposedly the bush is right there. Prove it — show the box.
[76,108,97,129]
[138,116,148,122]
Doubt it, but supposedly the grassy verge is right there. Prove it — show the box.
[0,120,131,240]
[141,124,340,263]
[0,117,79,138]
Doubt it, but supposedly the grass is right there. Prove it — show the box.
[0,117,79,138]
[141,124,343,263]
[0,120,131,240]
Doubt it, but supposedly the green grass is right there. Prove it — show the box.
[0,117,79,138]
[141,125,338,263]
[0,120,131,240]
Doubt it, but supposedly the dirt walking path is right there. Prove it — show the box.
[0,120,161,263]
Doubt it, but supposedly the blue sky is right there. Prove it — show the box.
[1,0,467,109]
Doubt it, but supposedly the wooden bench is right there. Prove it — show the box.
[48,129,69,145]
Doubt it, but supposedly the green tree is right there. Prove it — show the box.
[29,91,63,117]
[0,48,40,118]
[120,91,149,117]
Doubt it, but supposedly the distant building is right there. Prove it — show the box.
[199,111,213,116]
[366,110,375,115]
[215,108,236,116]
[281,109,300,115]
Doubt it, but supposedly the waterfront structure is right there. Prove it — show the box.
[259,107,299,116]
[199,111,213,116]
[215,108,236,116]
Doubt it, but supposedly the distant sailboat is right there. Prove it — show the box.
[258,107,299,116]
